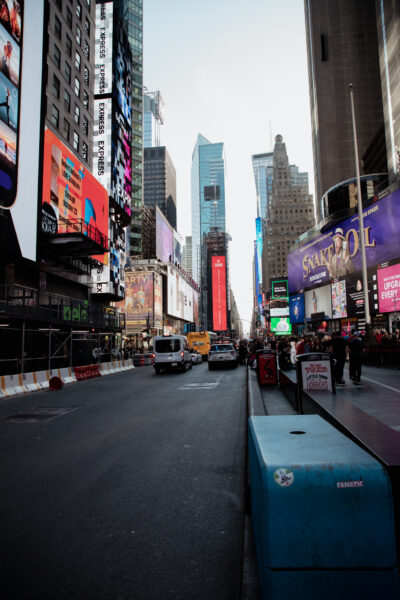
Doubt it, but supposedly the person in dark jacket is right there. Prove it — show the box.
[347,330,364,384]
[279,343,295,371]
[331,331,347,385]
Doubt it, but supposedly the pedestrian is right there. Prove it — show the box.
[279,343,295,371]
[331,331,347,385]
[347,330,364,384]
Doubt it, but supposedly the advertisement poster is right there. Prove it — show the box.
[301,360,333,392]
[305,284,332,320]
[124,272,154,329]
[288,190,400,294]
[167,265,194,321]
[272,279,289,299]
[378,263,400,314]
[271,317,292,335]
[289,293,305,324]
[255,218,263,299]
[42,128,109,261]
[212,256,227,331]
[154,272,163,322]
[156,207,173,263]
[332,279,347,318]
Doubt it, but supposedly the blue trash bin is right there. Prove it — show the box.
[249,415,399,599]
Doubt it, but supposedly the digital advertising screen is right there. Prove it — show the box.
[42,129,109,259]
[123,271,154,330]
[154,272,163,322]
[0,0,23,209]
[272,279,289,299]
[212,256,227,331]
[167,265,194,321]
[289,293,305,324]
[255,218,263,298]
[305,284,332,320]
[288,190,400,294]
[93,97,112,196]
[95,0,113,96]
[156,207,173,263]
[271,317,292,335]
[377,263,400,314]
[331,279,347,319]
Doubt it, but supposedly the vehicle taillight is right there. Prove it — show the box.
[152,353,155,359]
[181,351,184,359]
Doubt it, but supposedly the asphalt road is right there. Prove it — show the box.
[0,362,248,600]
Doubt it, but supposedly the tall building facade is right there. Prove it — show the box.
[143,89,163,148]
[121,0,143,257]
[143,146,177,230]
[262,135,315,289]
[304,0,387,220]
[191,134,226,286]
[182,236,192,277]
[252,152,274,220]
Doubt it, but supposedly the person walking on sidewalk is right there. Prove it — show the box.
[331,331,347,385]
[347,330,364,384]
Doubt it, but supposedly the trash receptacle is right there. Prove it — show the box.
[256,349,278,385]
[248,415,399,599]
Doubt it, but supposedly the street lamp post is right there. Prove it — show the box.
[349,84,371,334]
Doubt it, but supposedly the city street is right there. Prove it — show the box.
[0,364,248,600]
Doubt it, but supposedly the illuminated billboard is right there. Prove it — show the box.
[212,256,227,331]
[93,97,112,196]
[289,293,305,324]
[154,272,163,325]
[93,218,125,297]
[167,264,194,321]
[271,317,292,335]
[156,207,173,263]
[41,128,109,257]
[272,279,289,299]
[377,263,400,314]
[94,1,113,95]
[255,218,263,299]
[123,271,154,331]
[305,285,332,320]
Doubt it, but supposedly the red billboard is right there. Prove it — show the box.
[212,256,227,331]
[41,128,109,263]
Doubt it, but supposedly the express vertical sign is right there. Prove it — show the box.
[212,256,227,331]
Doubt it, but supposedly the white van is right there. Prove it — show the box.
[152,335,192,374]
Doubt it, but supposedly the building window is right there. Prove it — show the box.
[83,66,89,84]
[76,1,82,20]
[74,77,80,98]
[63,118,70,141]
[54,15,61,39]
[73,131,79,151]
[86,0,90,8]
[64,89,71,112]
[83,91,89,109]
[76,25,81,45]
[64,62,71,84]
[82,141,88,160]
[84,40,90,60]
[84,17,90,35]
[74,104,80,124]
[82,114,88,135]
[52,75,60,98]
[75,51,81,71]
[65,34,72,56]
[51,105,59,129]
[66,7,72,28]
[55,0,62,9]
[53,44,61,68]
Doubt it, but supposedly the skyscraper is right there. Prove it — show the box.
[143,146,177,230]
[304,0,387,220]
[191,134,226,285]
[262,135,315,289]
[143,89,163,148]
[120,0,143,257]
[251,152,274,220]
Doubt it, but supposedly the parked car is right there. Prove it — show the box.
[190,350,202,365]
[208,343,238,370]
[152,335,192,374]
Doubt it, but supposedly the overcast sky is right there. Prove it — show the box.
[143,0,314,334]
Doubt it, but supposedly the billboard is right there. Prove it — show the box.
[93,96,112,196]
[167,264,194,321]
[378,263,400,313]
[42,128,109,255]
[212,256,227,331]
[331,270,378,319]
[271,317,292,335]
[288,190,400,294]
[154,272,163,325]
[272,279,289,299]
[94,1,113,95]
[156,207,173,263]
[289,293,305,324]
[305,285,332,320]
[123,271,154,330]
[255,218,263,299]
[9,0,45,260]
[331,279,347,319]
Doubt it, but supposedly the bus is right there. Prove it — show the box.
[187,331,217,360]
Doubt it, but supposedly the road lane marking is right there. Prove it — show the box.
[362,377,400,394]
[178,382,220,390]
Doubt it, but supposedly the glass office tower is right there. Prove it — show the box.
[191,134,226,285]
[252,152,273,219]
